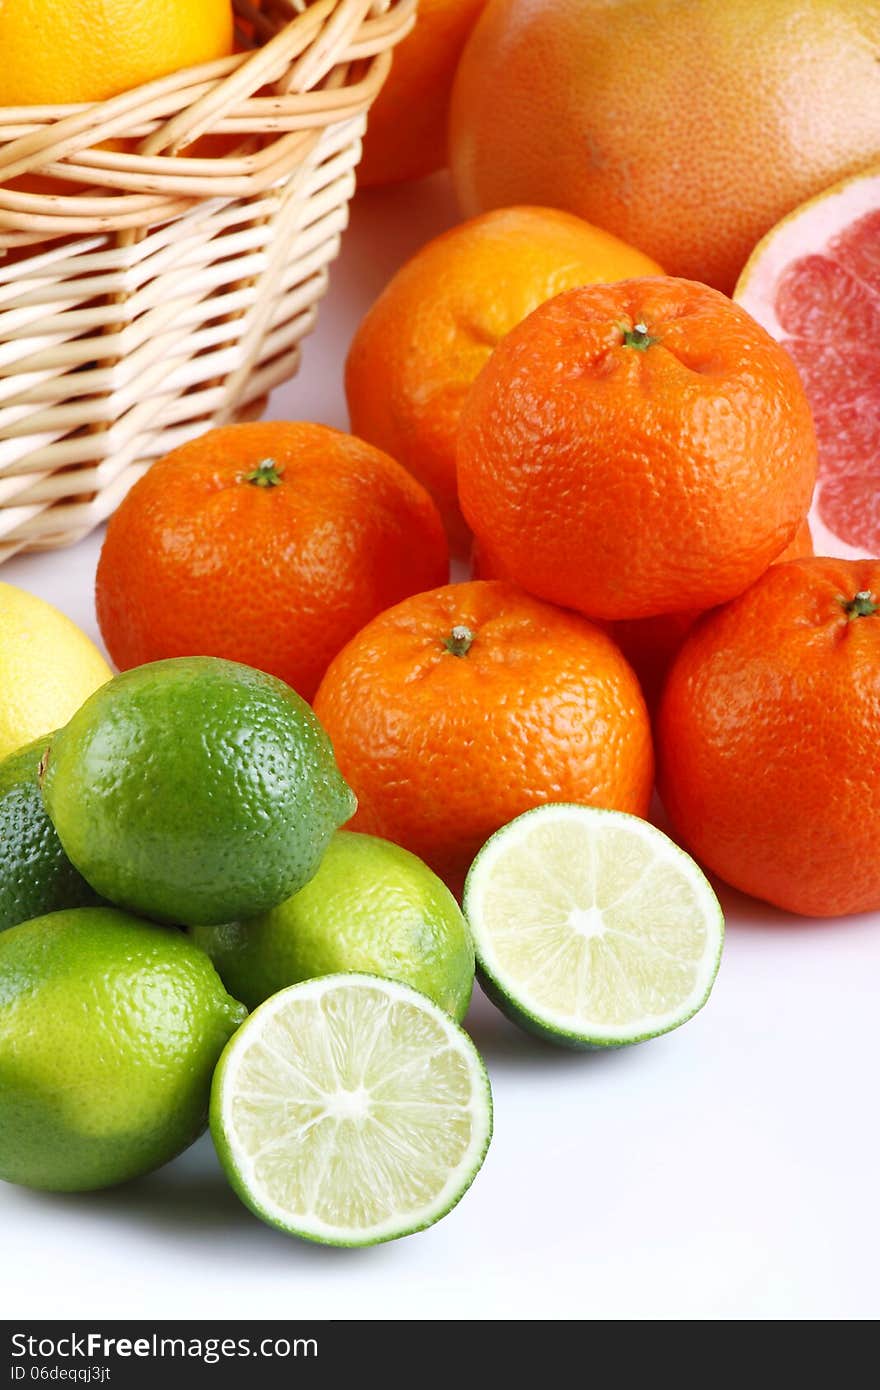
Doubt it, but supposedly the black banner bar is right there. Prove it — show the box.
[2,1324,334,1388]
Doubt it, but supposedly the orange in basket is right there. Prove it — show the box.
[0,1,235,107]
[0,0,415,565]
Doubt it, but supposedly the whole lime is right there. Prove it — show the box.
[192,831,474,1021]
[0,736,102,934]
[0,907,246,1191]
[40,657,356,927]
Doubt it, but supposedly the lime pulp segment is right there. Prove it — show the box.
[211,974,492,1246]
[464,804,724,1047]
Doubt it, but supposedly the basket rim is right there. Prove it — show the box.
[0,1,417,561]
[0,0,415,117]
[0,0,416,222]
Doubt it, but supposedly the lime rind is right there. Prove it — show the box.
[40,657,357,928]
[464,803,724,1050]
[210,973,492,1247]
[0,907,246,1191]
[191,830,475,1021]
[0,735,103,934]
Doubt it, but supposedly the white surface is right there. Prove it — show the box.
[2,175,879,1322]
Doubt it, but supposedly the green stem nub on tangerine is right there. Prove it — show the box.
[622,320,657,351]
[444,625,475,658]
[840,590,878,620]
[242,458,285,488]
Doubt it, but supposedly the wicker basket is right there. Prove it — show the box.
[0,0,414,563]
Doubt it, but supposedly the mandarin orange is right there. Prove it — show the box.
[658,558,880,917]
[313,580,653,894]
[359,0,488,187]
[458,278,818,621]
[96,422,448,702]
[346,206,661,550]
[610,521,815,708]
[473,521,814,708]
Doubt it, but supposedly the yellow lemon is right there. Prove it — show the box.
[0,582,111,760]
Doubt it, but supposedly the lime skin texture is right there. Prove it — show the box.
[0,907,246,1192]
[0,736,102,933]
[40,656,357,927]
[191,830,475,1020]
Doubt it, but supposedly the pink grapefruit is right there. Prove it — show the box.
[735,168,880,556]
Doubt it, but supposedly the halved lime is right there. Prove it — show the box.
[463,804,724,1048]
[211,974,492,1246]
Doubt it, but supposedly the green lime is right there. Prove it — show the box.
[191,831,474,1020]
[463,803,724,1049]
[0,736,102,933]
[0,907,246,1191]
[211,974,492,1246]
[40,657,356,927]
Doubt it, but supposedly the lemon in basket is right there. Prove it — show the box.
[0,0,234,107]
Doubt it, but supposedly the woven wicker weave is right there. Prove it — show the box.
[0,0,414,562]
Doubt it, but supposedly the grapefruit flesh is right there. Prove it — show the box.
[735,171,880,556]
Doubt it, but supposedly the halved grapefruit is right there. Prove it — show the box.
[735,168,880,557]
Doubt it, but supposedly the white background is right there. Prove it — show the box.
[2,173,879,1322]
